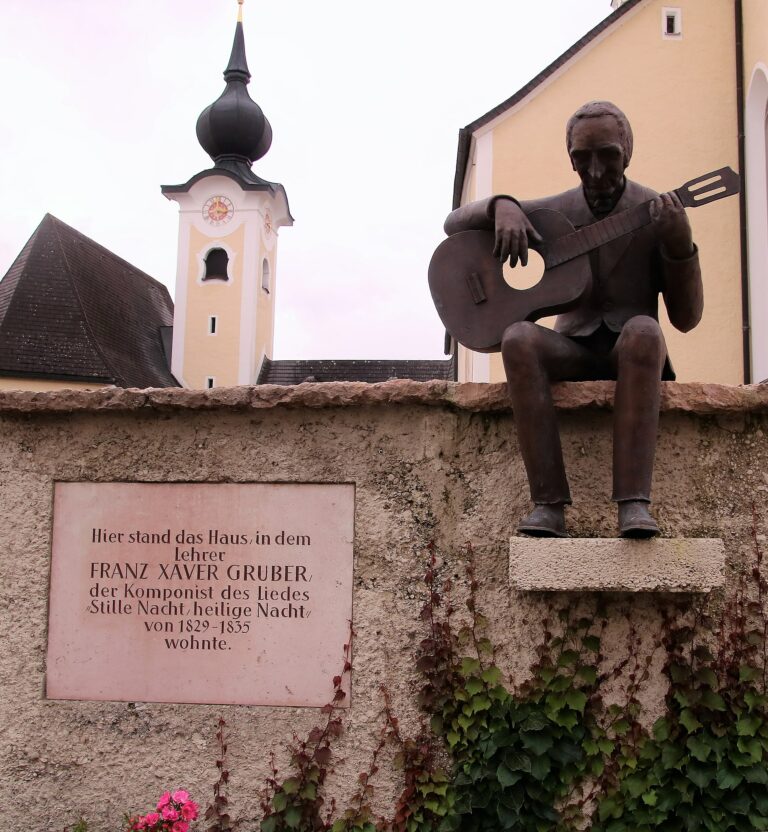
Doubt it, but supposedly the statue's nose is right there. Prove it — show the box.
[588,156,604,180]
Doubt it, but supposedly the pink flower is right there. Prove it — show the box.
[162,806,179,821]
[172,822,189,832]
[172,789,190,803]
[181,801,198,821]
[157,792,172,809]
[145,812,160,826]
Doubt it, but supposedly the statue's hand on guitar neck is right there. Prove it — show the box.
[649,191,694,260]
[492,198,544,267]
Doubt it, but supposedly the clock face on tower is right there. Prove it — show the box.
[203,196,234,226]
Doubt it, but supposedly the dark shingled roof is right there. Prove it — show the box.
[0,214,178,388]
[258,357,456,385]
[452,0,646,208]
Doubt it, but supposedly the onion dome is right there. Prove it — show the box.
[195,3,272,168]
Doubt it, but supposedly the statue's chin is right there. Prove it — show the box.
[586,192,620,215]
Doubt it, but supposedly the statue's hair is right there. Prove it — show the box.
[566,101,633,164]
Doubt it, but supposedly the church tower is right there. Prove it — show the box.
[162,1,292,389]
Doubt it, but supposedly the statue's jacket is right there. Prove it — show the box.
[444,180,704,379]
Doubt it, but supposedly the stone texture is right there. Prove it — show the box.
[0,385,765,830]
[509,538,726,592]
[0,379,765,414]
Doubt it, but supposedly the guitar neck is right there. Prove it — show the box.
[544,200,652,269]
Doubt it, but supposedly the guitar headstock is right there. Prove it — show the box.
[675,167,740,208]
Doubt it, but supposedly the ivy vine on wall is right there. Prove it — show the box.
[226,513,768,831]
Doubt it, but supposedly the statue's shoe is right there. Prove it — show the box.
[517,504,567,538]
[618,501,660,538]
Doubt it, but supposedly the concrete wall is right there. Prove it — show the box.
[1,380,767,830]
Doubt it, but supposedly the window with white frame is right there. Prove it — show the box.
[208,315,218,335]
[662,7,682,38]
[206,377,215,389]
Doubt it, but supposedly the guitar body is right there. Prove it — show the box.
[428,209,592,353]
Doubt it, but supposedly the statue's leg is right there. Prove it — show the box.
[610,315,666,537]
[501,322,601,536]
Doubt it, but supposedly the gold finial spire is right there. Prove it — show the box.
[238,0,244,22]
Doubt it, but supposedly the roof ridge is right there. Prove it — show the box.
[0,219,45,330]
[49,217,119,385]
[45,214,172,297]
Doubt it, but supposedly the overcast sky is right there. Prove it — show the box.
[0,0,612,360]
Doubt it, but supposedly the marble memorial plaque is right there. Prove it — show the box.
[47,482,354,706]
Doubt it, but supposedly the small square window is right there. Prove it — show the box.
[662,7,681,38]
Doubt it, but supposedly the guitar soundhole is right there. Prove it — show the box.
[501,249,545,291]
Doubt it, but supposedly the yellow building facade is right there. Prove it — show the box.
[452,0,768,385]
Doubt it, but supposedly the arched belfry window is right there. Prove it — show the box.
[203,248,229,282]
[261,258,271,293]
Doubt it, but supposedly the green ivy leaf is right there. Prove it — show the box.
[558,650,580,667]
[737,736,762,762]
[722,790,752,815]
[599,738,615,755]
[520,730,554,756]
[530,755,551,781]
[496,763,522,788]
[261,815,278,832]
[283,806,302,829]
[695,668,718,689]
[653,718,670,741]
[282,778,300,796]
[613,719,631,736]
[716,766,743,790]
[661,744,685,770]
[577,665,598,684]
[686,761,715,789]
[680,709,703,733]
[700,690,726,712]
[554,710,579,730]
[745,691,767,710]
[520,713,549,732]
[481,666,503,685]
[740,666,760,683]
[464,677,483,696]
[625,775,648,798]
[744,765,768,784]
[583,636,601,653]
[299,782,317,800]
[642,790,658,807]
[566,689,588,713]
[494,805,518,829]
[272,792,288,812]
[598,795,621,822]
[687,734,712,762]
[737,715,762,737]
[460,657,481,677]
[504,750,532,773]
[670,663,691,684]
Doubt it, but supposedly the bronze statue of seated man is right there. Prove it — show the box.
[443,101,703,538]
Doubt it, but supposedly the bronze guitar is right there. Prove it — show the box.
[428,167,740,353]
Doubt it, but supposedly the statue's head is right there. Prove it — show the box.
[566,101,633,214]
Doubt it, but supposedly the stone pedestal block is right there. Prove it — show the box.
[509,538,726,592]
